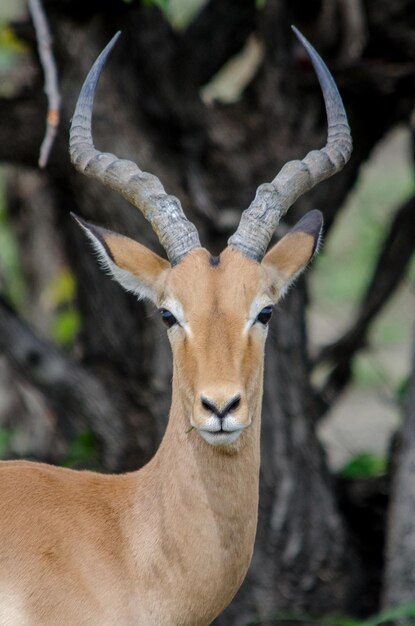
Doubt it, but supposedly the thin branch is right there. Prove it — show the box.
[314,193,415,415]
[28,0,60,168]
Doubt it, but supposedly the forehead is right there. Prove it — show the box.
[164,247,267,312]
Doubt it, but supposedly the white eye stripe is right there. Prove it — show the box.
[243,297,274,333]
[161,296,273,335]
[161,298,192,336]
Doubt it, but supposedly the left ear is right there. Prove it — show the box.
[262,210,323,299]
[72,213,170,304]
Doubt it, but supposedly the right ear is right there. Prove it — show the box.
[262,210,323,299]
[72,214,170,304]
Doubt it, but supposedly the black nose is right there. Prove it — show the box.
[200,395,241,419]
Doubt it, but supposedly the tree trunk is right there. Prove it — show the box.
[382,333,415,623]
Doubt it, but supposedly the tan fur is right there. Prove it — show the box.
[263,231,316,287]
[0,234,316,624]
[107,233,169,291]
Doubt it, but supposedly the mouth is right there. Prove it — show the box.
[197,427,244,446]
[193,411,249,446]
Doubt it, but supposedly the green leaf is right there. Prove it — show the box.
[322,617,362,626]
[0,26,28,55]
[45,269,76,306]
[52,309,81,346]
[142,0,169,13]
[0,171,26,307]
[46,269,80,346]
[395,375,411,406]
[63,431,100,469]
[247,613,361,625]
[339,452,387,479]
[246,605,415,626]
[362,602,415,626]
[0,427,12,458]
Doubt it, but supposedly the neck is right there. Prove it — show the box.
[131,372,262,624]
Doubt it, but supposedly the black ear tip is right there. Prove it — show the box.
[70,212,88,228]
[71,213,115,262]
[70,213,103,237]
[292,210,323,237]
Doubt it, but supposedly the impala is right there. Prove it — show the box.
[0,27,351,625]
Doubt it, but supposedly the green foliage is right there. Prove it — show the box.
[122,0,267,29]
[322,617,362,626]
[53,309,81,346]
[248,602,415,625]
[0,25,30,97]
[0,427,12,458]
[0,427,100,469]
[395,375,411,408]
[313,136,414,311]
[247,614,361,625]
[162,0,203,28]
[339,452,387,479]
[46,269,81,347]
[0,25,27,54]
[46,268,76,304]
[0,172,80,347]
[0,170,26,307]
[361,602,415,625]
[352,355,386,389]
[141,0,169,13]
[63,431,100,470]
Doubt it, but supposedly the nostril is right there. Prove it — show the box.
[200,394,241,419]
[201,397,219,415]
[225,395,241,414]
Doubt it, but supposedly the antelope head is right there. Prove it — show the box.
[70,28,351,448]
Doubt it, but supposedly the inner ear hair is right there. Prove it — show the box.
[72,214,170,303]
[104,232,170,278]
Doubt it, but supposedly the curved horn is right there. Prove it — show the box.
[69,32,201,266]
[228,26,353,261]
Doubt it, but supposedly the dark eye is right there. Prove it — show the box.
[159,309,178,329]
[256,306,274,326]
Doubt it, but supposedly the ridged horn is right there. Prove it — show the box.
[228,26,352,261]
[69,32,201,266]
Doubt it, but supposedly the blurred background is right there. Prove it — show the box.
[0,0,415,624]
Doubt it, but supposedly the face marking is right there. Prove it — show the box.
[209,255,220,267]
[160,297,192,335]
[243,296,274,334]
[162,248,269,447]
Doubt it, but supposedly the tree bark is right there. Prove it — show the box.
[382,335,415,623]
